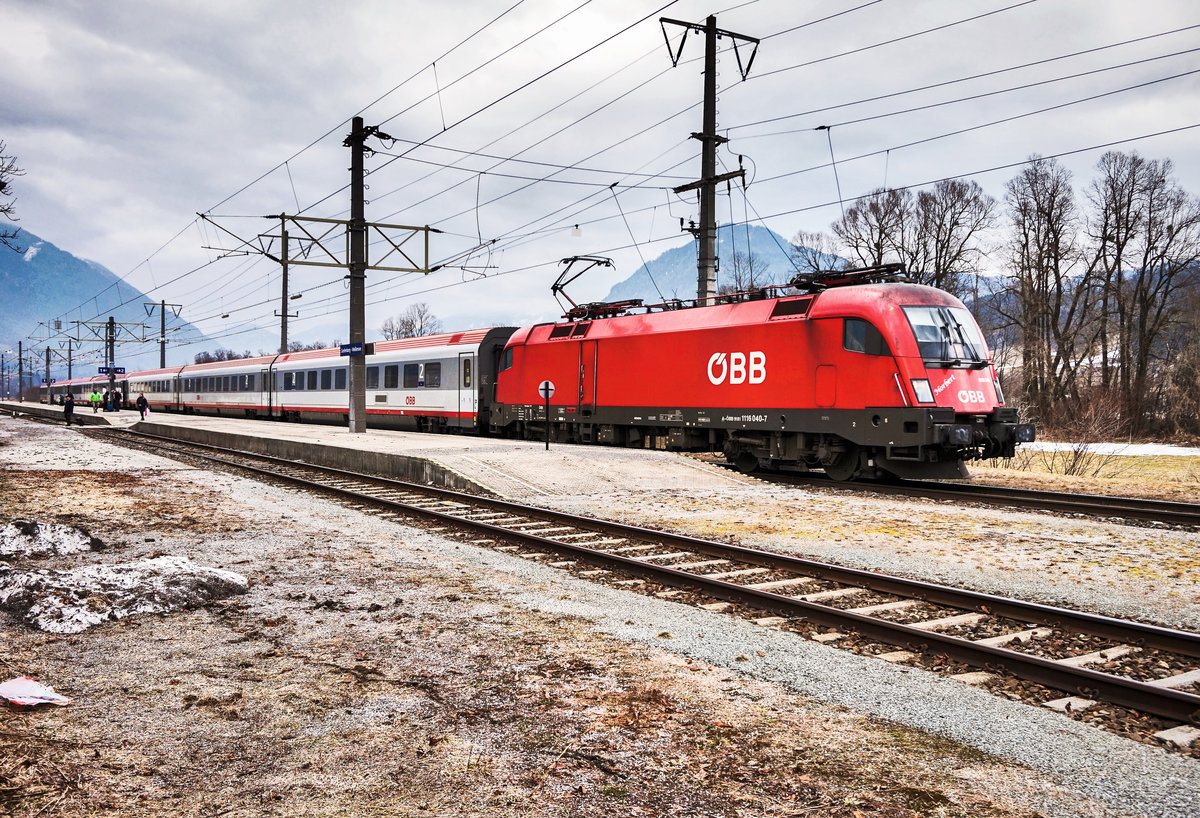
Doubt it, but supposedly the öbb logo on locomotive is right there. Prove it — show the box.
[706,351,766,385]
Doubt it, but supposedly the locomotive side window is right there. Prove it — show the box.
[770,297,813,319]
[335,368,347,389]
[403,364,420,388]
[501,346,514,371]
[426,362,441,388]
[366,366,379,390]
[843,319,891,356]
[384,365,399,389]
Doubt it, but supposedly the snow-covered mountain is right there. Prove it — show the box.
[602,223,816,303]
[0,230,216,377]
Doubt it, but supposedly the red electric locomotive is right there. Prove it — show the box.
[491,265,1034,480]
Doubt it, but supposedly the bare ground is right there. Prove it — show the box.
[0,420,1180,817]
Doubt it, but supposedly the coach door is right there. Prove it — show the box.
[260,368,274,417]
[578,340,597,417]
[457,352,476,429]
[172,375,182,411]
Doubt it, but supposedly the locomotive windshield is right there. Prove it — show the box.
[902,306,989,369]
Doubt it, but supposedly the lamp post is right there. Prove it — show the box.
[0,349,12,400]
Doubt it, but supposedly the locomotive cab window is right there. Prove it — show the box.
[843,318,891,356]
[902,306,988,368]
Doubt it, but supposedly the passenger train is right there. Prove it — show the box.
[44,266,1034,481]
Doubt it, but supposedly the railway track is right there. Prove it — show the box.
[91,426,1200,749]
[722,463,1200,528]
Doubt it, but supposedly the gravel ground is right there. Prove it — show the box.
[1,415,1198,817]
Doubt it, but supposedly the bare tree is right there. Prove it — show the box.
[831,188,909,268]
[193,348,255,364]
[0,141,24,252]
[897,179,997,299]
[998,156,1095,421]
[1084,152,1200,432]
[285,340,330,352]
[790,229,844,273]
[717,251,772,294]
[381,303,443,339]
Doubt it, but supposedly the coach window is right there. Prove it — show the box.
[335,368,347,389]
[843,318,891,356]
[295,372,305,390]
[384,365,399,389]
[403,364,420,388]
[247,374,256,391]
[461,359,472,387]
[306,370,318,390]
[365,366,378,389]
[320,369,332,390]
[426,362,441,388]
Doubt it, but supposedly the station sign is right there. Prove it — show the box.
[41,378,55,384]
[98,367,109,374]
[97,367,126,375]
[339,342,364,357]
[114,367,126,374]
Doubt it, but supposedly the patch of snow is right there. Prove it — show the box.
[0,555,248,633]
[1,519,104,558]
[1022,441,1200,457]
[23,243,41,262]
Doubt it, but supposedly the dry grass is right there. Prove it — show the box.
[974,451,1200,502]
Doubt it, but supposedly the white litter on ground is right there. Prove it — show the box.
[0,676,71,706]
[0,519,104,558]
[0,555,249,634]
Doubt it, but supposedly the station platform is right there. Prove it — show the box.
[1,400,746,499]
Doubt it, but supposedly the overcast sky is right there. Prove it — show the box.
[3,0,1199,368]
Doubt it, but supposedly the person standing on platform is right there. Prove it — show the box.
[90,389,101,413]
[112,389,121,412]
[136,392,148,420]
[63,393,75,426]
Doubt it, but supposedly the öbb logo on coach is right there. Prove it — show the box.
[707,352,766,385]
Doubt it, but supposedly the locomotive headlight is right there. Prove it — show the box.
[911,379,934,404]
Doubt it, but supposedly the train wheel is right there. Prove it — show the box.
[727,450,758,473]
[822,446,861,482]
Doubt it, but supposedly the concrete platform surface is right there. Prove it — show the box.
[1,400,746,498]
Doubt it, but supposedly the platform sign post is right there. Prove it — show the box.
[538,380,555,450]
